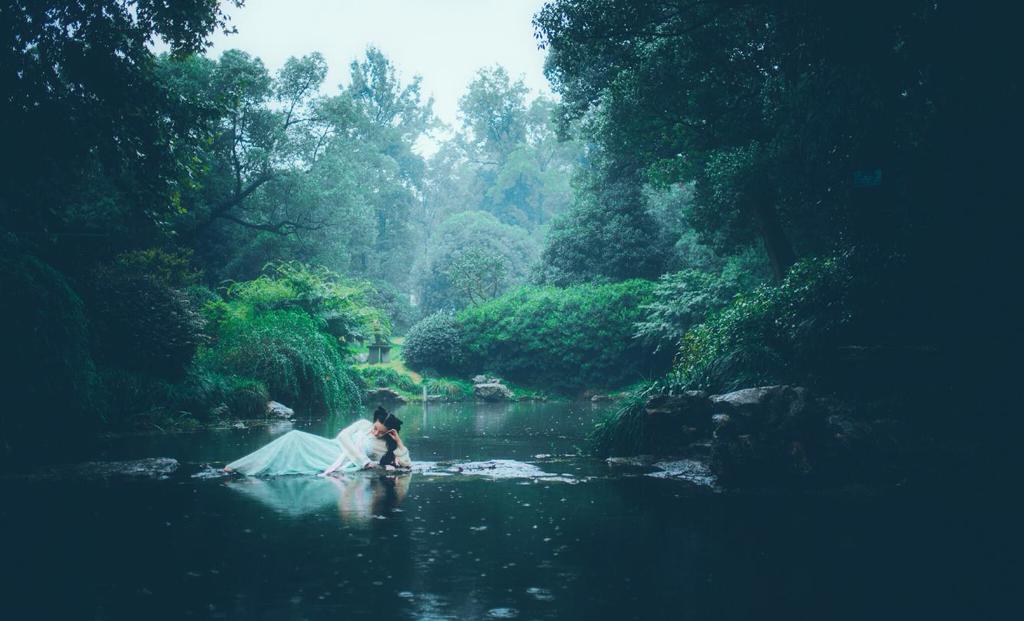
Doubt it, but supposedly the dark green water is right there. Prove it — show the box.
[0,401,1009,620]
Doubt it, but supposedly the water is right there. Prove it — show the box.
[0,401,1010,620]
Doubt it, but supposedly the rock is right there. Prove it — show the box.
[474,382,513,401]
[266,400,295,418]
[20,458,181,482]
[591,394,616,402]
[707,385,823,487]
[366,387,407,403]
[639,391,714,455]
[472,374,489,384]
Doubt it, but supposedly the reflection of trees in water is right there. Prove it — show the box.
[225,472,410,524]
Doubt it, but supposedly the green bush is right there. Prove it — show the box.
[354,366,419,394]
[225,262,383,346]
[402,311,466,374]
[87,258,206,379]
[455,280,671,391]
[199,309,360,415]
[635,250,770,352]
[424,377,474,400]
[170,368,270,420]
[589,253,858,456]
[667,253,854,393]
[0,244,99,446]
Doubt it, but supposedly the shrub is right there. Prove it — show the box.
[199,309,361,416]
[424,377,474,401]
[402,311,466,374]
[225,262,384,345]
[589,253,858,456]
[456,280,671,391]
[354,366,419,394]
[0,244,99,447]
[634,250,770,352]
[667,253,854,393]
[86,259,206,379]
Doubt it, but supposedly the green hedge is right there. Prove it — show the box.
[405,280,671,391]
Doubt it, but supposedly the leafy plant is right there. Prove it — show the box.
[402,311,466,374]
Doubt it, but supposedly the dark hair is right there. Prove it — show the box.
[372,406,403,467]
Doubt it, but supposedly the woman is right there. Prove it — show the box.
[224,406,411,476]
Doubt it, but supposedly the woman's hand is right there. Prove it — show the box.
[318,470,332,477]
[385,429,404,447]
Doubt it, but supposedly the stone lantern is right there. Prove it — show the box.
[367,323,391,364]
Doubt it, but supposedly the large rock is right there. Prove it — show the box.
[628,390,712,454]
[645,391,711,426]
[707,385,822,487]
[474,382,513,401]
[366,387,407,404]
[266,401,295,418]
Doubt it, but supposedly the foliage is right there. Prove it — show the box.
[87,256,207,379]
[402,312,466,375]
[363,280,416,333]
[417,211,539,314]
[114,248,202,287]
[198,309,360,415]
[163,45,434,291]
[535,166,671,286]
[533,0,959,278]
[588,387,657,457]
[424,378,475,401]
[667,253,856,394]
[424,67,581,230]
[445,246,511,306]
[0,243,99,448]
[454,280,671,391]
[1,0,239,243]
[634,249,770,352]
[354,366,419,394]
[223,262,385,344]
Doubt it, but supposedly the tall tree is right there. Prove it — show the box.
[534,0,946,278]
[0,0,242,266]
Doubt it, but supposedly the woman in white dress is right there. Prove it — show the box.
[224,406,411,476]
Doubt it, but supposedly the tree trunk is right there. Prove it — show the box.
[752,200,796,279]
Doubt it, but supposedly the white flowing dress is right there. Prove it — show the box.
[225,419,411,476]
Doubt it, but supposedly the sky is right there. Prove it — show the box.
[158,0,554,153]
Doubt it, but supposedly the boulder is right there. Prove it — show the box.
[266,400,295,418]
[366,387,407,404]
[474,382,513,401]
[591,394,617,402]
[707,385,823,487]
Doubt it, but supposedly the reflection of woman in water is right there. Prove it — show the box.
[223,406,411,476]
[329,472,411,518]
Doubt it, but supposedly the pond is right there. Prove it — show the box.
[0,401,1007,620]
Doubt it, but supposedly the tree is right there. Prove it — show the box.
[534,0,948,278]
[416,211,538,313]
[0,0,242,268]
[421,67,581,230]
[534,160,671,285]
[159,46,433,288]
[445,246,510,306]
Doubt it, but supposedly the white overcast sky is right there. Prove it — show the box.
[157,0,554,152]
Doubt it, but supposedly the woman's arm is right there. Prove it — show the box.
[319,452,349,477]
[323,421,372,475]
[386,429,412,468]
